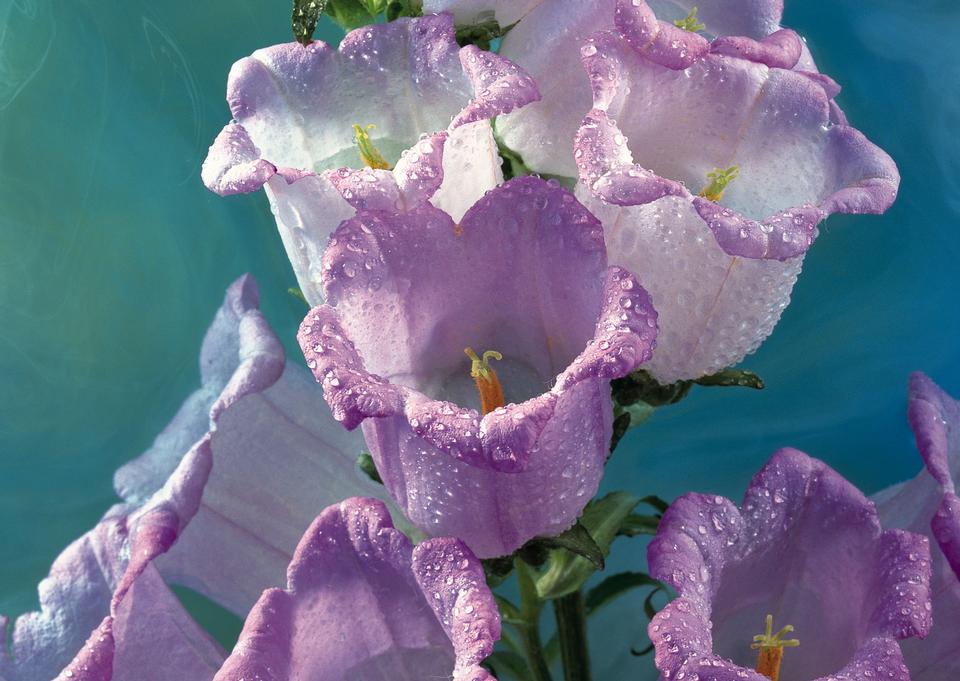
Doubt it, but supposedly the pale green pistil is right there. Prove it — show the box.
[698,165,740,203]
[674,7,706,33]
[353,124,391,170]
[751,614,799,681]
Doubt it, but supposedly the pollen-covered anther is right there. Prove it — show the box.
[698,165,740,203]
[465,347,505,415]
[352,124,391,170]
[751,614,799,681]
[674,7,706,33]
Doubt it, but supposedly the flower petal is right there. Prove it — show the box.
[577,188,803,383]
[496,0,616,177]
[212,498,498,681]
[412,538,500,681]
[201,123,277,196]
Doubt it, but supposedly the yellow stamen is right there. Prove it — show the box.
[465,347,505,415]
[751,614,799,681]
[674,7,706,33]
[698,165,740,203]
[353,124,391,170]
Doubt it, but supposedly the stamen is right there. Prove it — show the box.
[751,614,799,681]
[465,347,505,415]
[353,124,391,170]
[674,7,706,33]
[698,165,740,203]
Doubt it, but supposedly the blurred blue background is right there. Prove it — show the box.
[0,0,957,676]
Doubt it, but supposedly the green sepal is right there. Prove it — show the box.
[612,367,765,410]
[292,0,326,46]
[385,0,422,20]
[639,494,669,514]
[584,571,663,615]
[694,368,765,389]
[356,452,382,484]
[287,287,309,306]
[324,0,376,30]
[455,19,509,50]
[535,492,640,600]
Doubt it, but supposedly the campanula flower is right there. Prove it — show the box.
[0,277,386,680]
[298,177,658,557]
[202,14,539,304]
[648,448,932,681]
[573,27,898,382]
[874,373,960,680]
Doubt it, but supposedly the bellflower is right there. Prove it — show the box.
[573,26,898,382]
[425,0,809,177]
[214,498,499,681]
[0,276,387,680]
[873,373,960,680]
[648,448,932,681]
[202,13,538,304]
[298,176,658,557]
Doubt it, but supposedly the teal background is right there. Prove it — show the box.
[0,0,957,673]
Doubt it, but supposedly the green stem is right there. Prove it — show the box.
[516,560,554,681]
[553,590,591,681]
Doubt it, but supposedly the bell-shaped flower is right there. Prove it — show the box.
[214,497,499,681]
[648,448,932,681]
[202,13,539,304]
[873,373,960,680]
[424,0,808,177]
[573,27,898,382]
[0,276,388,680]
[297,177,658,557]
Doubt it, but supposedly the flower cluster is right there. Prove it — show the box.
[4,3,955,681]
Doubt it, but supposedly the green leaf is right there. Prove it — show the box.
[292,0,326,46]
[694,368,765,389]
[639,495,669,515]
[535,492,640,600]
[535,521,604,570]
[609,411,631,454]
[584,571,662,615]
[494,594,524,626]
[616,513,660,537]
[356,452,382,484]
[482,555,515,587]
[359,0,389,14]
[483,651,533,680]
[324,0,376,30]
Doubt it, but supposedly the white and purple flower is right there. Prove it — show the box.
[202,13,539,304]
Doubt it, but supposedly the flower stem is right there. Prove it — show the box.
[516,560,554,681]
[553,589,591,681]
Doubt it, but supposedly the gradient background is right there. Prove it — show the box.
[1,0,957,676]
